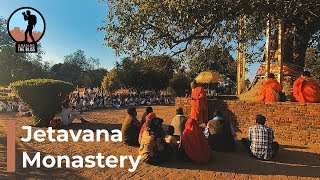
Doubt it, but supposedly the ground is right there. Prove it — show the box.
[0,106,319,179]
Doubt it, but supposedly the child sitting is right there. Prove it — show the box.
[165,126,178,150]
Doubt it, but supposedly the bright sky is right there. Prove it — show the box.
[1,0,119,69]
[1,0,261,80]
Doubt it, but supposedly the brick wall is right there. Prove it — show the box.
[176,98,320,146]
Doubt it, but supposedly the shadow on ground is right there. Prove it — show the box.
[160,141,320,178]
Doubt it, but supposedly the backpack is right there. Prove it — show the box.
[29,15,37,26]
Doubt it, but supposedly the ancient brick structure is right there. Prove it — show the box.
[176,98,320,146]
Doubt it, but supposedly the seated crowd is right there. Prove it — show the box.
[68,88,175,112]
[0,97,31,116]
[121,106,279,165]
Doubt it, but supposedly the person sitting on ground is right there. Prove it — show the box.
[17,102,31,117]
[121,107,141,146]
[139,118,172,165]
[141,106,153,124]
[171,107,187,140]
[139,111,157,144]
[204,111,236,152]
[181,118,211,164]
[165,126,178,150]
[61,101,88,126]
[293,71,320,103]
[258,73,282,102]
[241,114,279,160]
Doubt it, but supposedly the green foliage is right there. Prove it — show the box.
[169,72,189,97]
[50,50,106,87]
[10,79,74,127]
[101,0,320,66]
[101,69,120,93]
[188,46,237,83]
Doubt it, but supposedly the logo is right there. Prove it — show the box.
[7,7,46,53]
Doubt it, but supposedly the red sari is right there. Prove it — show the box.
[293,77,320,103]
[138,112,156,144]
[181,118,211,164]
[257,78,281,102]
[190,86,208,124]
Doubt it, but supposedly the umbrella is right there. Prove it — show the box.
[195,71,224,84]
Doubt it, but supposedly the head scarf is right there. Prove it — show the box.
[139,112,157,144]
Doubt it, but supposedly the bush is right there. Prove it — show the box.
[11,79,74,127]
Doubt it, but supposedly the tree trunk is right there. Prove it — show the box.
[283,25,311,68]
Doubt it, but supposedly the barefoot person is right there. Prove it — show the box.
[190,81,208,124]
[293,71,320,103]
[121,107,141,146]
[61,101,88,126]
[257,73,282,102]
[241,115,279,160]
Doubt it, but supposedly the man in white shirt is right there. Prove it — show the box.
[61,101,88,126]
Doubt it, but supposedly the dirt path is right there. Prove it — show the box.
[0,106,320,179]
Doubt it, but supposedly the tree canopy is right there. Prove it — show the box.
[100,0,320,67]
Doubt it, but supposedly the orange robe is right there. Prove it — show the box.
[293,77,320,103]
[257,78,281,102]
[190,86,208,124]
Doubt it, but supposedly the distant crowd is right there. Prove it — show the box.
[68,88,175,111]
[0,97,30,116]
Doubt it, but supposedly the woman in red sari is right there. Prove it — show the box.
[181,118,211,164]
[190,81,208,124]
[139,112,156,144]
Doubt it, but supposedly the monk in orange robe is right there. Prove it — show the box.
[190,81,208,124]
[293,71,320,103]
[257,73,282,102]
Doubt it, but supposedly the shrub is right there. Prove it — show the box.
[11,79,74,127]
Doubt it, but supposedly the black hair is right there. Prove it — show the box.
[214,111,223,117]
[176,107,183,115]
[267,73,275,79]
[127,107,137,116]
[146,106,153,114]
[256,114,266,125]
[167,126,174,135]
[302,71,311,77]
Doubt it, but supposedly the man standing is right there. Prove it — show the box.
[293,71,320,103]
[190,81,208,124]
[257,73,282,102]
[242,115,279,160]
[22,10,36,43]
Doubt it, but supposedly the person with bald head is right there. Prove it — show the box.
[257,73,282,102]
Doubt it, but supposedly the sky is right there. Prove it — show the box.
[1,0,119,69]
[0,0,261,81]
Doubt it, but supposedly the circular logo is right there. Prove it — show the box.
[7,7,46,43]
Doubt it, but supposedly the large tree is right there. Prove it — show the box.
[100,0,320,67]
[50,49,106,87]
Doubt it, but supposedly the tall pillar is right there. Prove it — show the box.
[277,19,284,86]
[237,16,246,95]
[265,16,271,77]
